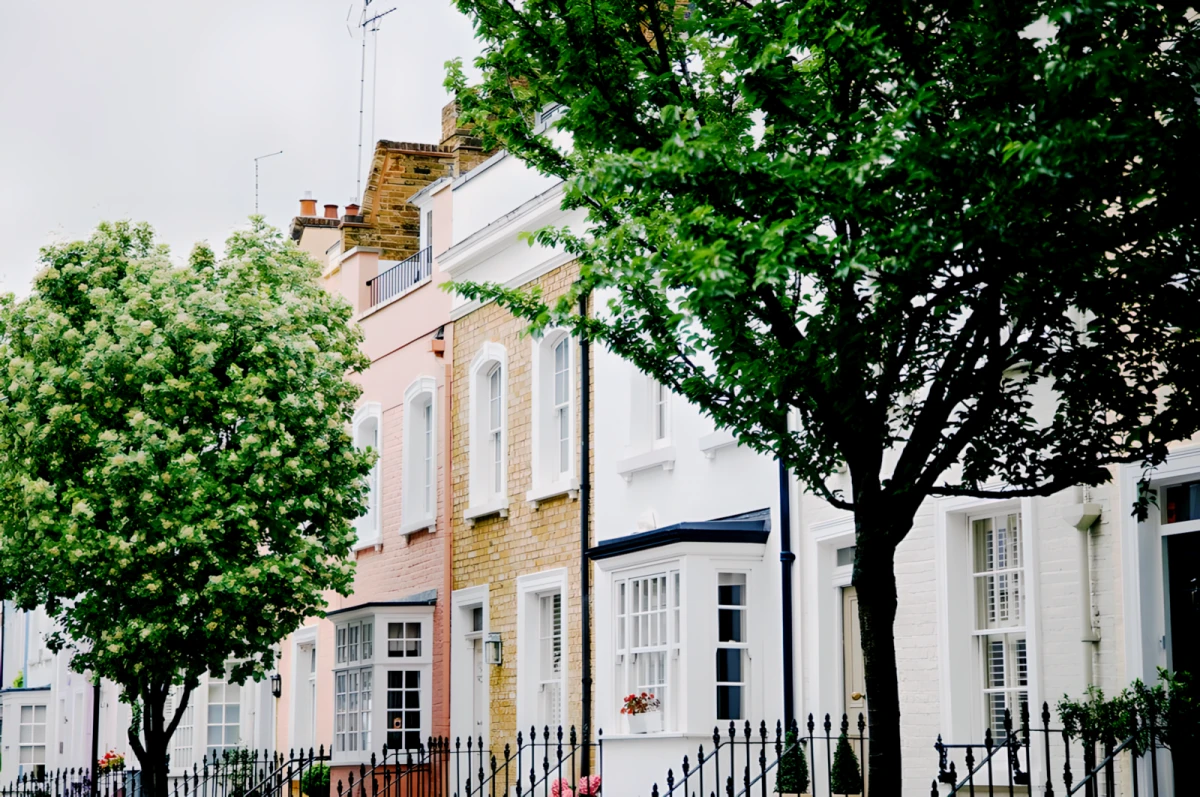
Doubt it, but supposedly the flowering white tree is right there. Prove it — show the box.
[0,221,373,797]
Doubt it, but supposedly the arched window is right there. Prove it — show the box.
[401,377,437,537]
[528,330,578,507]
[467,342,509,524]
[352,402,383,546]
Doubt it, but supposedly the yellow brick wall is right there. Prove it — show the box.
[343,144,454,261]
[450,263,594,746]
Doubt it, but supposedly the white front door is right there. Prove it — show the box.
[471,638,485,738]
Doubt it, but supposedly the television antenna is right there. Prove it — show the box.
[254,150,284,214]
[348,0,396,202]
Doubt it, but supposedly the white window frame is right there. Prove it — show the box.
[528,331,579,507]
[352,402,384,549]
[616,369,676,481]
[716,572,750,721]
[169,685,196,770]
[516,569,569,733]
[331,609,433,762]
[18,703,48,778]
[204,680,243,758]
[613,563,681,733]
[970,511,1028,735]
[935,496,1042,746]
[401,377,438,536]
[466,342,509,524]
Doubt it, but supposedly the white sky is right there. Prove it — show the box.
[0,0,482,296]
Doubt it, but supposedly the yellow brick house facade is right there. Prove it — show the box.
[439,155,593,751]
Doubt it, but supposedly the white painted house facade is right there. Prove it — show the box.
[0,604,276,786]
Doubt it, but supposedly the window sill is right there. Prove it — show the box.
[616,446,676,483]
[698,430,736,459]
[465,497,510,527]
[600,731,694,741]
[352,537,382,555]
[527,477,580,509]
[399,516,436,538]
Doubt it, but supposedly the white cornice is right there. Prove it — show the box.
[440,183,570,278]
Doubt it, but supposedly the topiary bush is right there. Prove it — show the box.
[774,729,809,795]
[829,732,862,796]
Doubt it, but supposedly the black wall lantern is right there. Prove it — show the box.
[270,673,282,699]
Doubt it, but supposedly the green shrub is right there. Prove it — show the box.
[829,732,862,795]
[774,729,809,795]
[1058,668,1198,754]
[300,764,330,797]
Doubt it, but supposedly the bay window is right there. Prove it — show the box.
[18,704,47,779]
[615,570,680,729]
[206,681,241,757]
[331,609,432,760]
[716,573,748,720]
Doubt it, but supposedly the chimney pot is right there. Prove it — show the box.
[323,204,338,219]
[345,203,360,217]
[299,197,317,217]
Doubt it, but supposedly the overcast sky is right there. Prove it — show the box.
[0,0,482,296]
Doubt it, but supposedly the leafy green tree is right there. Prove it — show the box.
[446,0,1200,791]
[0,221,372,797]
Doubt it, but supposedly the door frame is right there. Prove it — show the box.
[451,585,490,745]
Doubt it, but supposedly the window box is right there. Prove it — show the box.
[628,711,664,734]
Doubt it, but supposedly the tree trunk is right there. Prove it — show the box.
[128,684,190,797]
[852,535,902,797]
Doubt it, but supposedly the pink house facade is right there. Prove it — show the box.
[275,107,484,776]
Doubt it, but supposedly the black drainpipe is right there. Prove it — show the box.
[779,458,796,729]
[579,290,593,772]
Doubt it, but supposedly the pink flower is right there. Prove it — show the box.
[577,775,602,796]
[550,779,573,797]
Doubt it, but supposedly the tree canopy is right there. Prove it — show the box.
[447,0,1200,791]
[0,221,372,793]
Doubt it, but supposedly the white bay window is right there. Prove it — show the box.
[615,570,680,729]
[331,608,432,760]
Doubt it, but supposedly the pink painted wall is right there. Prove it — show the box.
[276,180,456,755]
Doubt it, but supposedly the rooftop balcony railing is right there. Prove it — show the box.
[366,247,432,308]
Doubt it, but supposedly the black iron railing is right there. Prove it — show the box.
[333,727,598,797]
[650,715,868,797]
[366,248,432,308]
[932,702,1170,797]
[1,749,324,797]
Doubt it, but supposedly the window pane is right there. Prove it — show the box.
[717,685,743,721]
[472,607,484,633]
[718,608,743,643]
[836,546,856,567]
[716,649,743,683]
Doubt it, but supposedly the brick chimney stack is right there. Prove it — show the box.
[299,192,317,217]
[323,204,339,219]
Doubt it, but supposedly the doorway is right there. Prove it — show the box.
[842,586,866,719]
[1166,531,1200,788]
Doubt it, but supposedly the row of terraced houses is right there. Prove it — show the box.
[2,100,1197,797]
